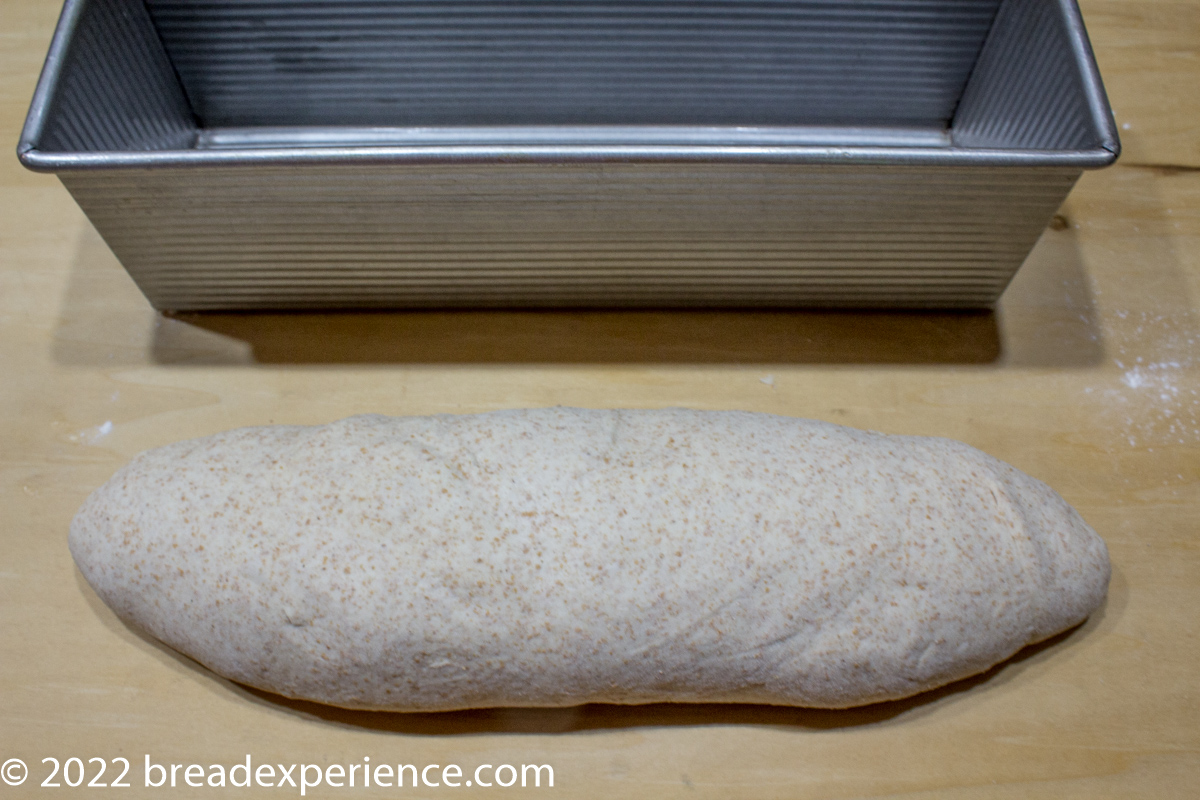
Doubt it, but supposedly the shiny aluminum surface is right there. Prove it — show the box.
[18,0,1119,309]
[143,0,1001,129]
[61,162,1081,310]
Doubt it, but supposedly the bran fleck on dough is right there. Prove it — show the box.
[69,408,1110,711]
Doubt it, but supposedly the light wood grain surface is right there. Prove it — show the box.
[2,1,1198,797]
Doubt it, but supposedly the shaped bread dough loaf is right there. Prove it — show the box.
[69,408,1109,710]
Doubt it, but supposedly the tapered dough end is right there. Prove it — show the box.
[993,460,1111,644]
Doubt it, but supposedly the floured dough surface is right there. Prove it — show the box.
[69,408,1109,710]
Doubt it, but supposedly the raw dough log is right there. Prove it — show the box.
[69,408,1109,710]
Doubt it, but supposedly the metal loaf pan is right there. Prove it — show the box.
[19,0,1119,310]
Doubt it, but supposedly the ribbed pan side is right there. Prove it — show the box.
[61,163,1080,310]
[144,0,1001,128]
[952,0,1107,150]
[37,0,194,152]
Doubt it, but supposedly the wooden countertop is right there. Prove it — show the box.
[2,1,1197,797]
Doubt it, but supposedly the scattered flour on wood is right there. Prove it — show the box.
[1094,309,1199,448]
